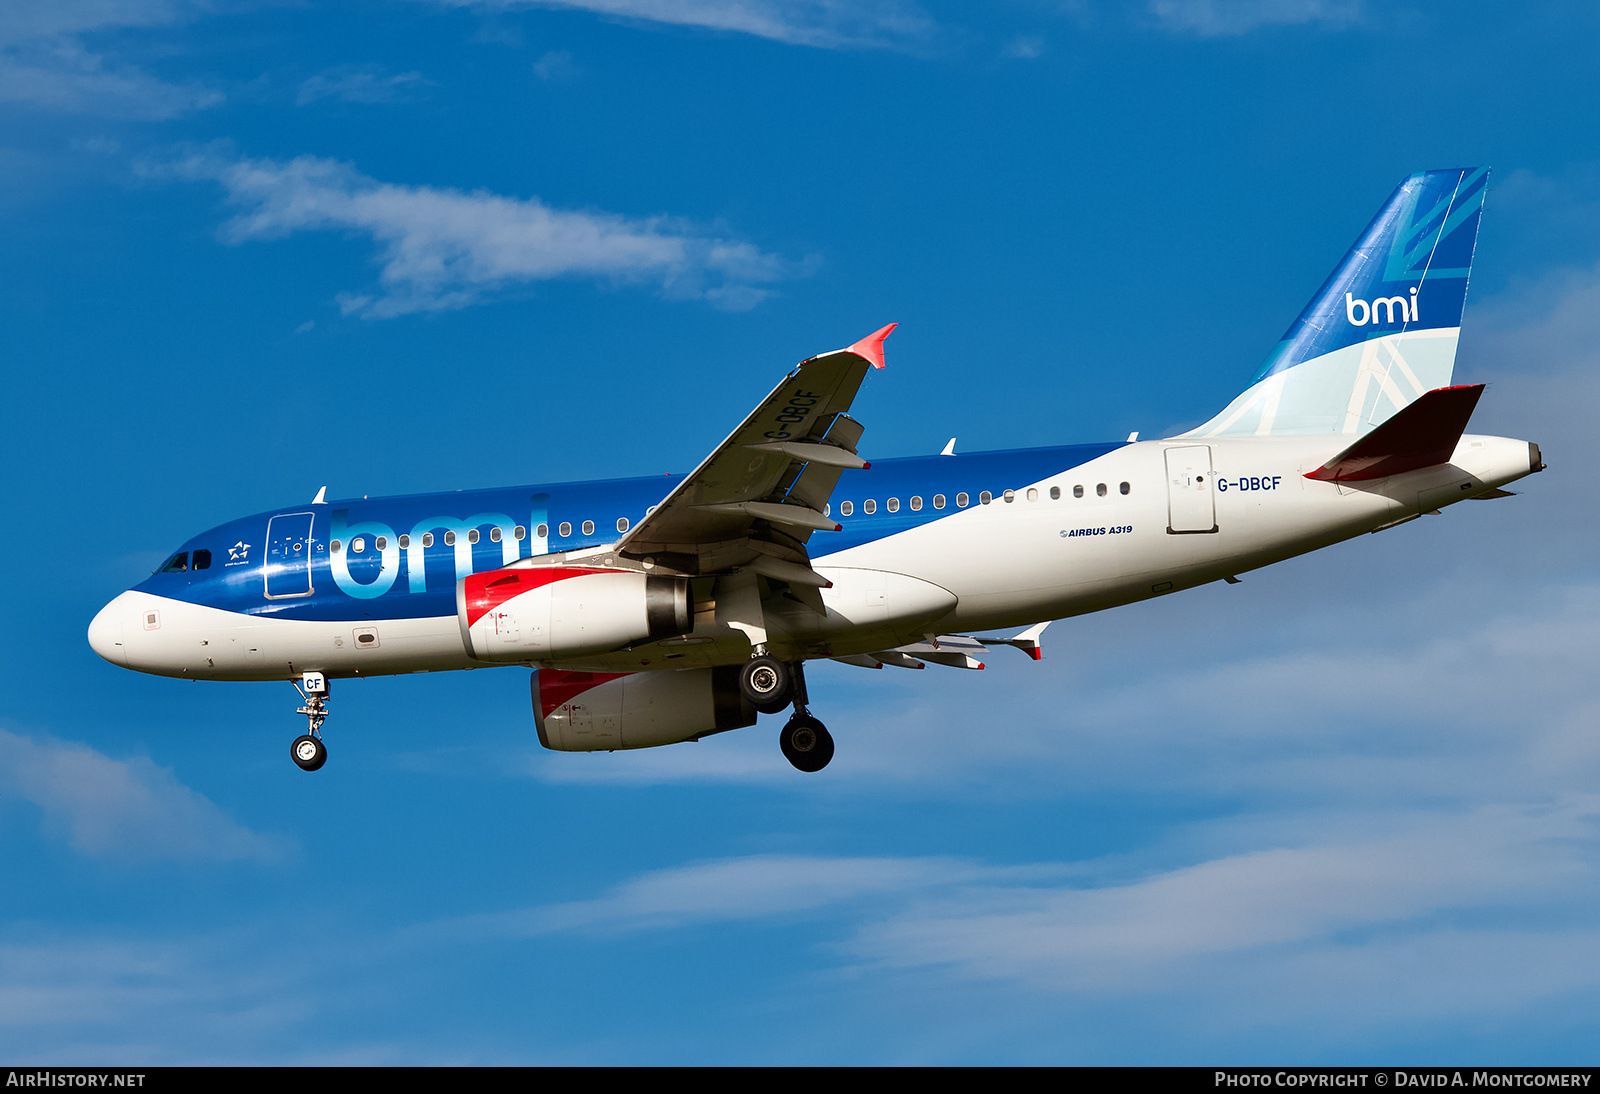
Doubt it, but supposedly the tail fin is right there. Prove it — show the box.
[1189,167,1488,438]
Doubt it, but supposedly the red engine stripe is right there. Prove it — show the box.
[535,669,630,720]
[463,566,613,627]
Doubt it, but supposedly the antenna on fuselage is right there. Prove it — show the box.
[940,438,956,456]
[312,486,327,504]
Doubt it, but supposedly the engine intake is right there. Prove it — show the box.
[458,565,692,662]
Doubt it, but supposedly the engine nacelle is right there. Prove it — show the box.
[458,565,692,662]
[533,666,757,751]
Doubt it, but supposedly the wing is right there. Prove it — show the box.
[614,324,894,597]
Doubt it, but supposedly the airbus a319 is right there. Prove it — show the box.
[89,168,1541,773]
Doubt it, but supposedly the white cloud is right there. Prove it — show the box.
[1002,35,1045,59]
[0,40,220,119]
[0,1,190,47]
[851,802,1599,992]
[432,0,936,50]
[296,65,432,106]
[163,150,803,317]
[531,48,580,80]
[0,0,221,119]
[0,727,281,863]
[1149,0,1361,36]
[461,854,1005,936]
[442,793,1600,1022]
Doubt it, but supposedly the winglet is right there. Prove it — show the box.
[1013,621,1048,660]
[846,323,897,370]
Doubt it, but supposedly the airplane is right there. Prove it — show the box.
[88,167,1543,774]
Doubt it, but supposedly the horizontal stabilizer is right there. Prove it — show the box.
[1305,384,1484,483]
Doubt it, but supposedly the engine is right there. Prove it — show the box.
[457,565,692,662]
[532,666,757,751]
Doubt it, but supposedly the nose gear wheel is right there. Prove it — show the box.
[290,673,330,772]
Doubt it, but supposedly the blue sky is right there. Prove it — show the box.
[4,0,1600,1064]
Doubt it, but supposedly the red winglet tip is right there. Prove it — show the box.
[977,663,986,670]
[847,322,898,369]
[861,461,871,470]
[833,523,843,532]
[1029,648,1043,661]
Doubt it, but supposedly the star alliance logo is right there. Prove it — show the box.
[228,541,251,562]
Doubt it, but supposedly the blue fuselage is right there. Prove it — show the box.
[139,443,1125,622]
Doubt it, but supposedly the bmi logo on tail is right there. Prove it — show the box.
[1345,286,1419,326]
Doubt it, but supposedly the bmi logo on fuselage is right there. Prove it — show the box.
[1345,287,1419,327]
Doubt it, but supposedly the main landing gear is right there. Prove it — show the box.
[741,654,835,773]
[780,711,834,773]
[290,672,329,772]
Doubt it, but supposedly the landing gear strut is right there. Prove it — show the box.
[766,660,832,772]
[290,672,329,772]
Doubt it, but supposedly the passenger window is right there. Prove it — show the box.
[863,499,877,514]
[1026,489,1037,502]
[582,520,595,536]
[980,491,993,505]
[956,492,969,507]
[1097,483,1107,497]
[933,494,946,509]
[1120,482,1131,495]
[490,527,502,543]
[536,524,547,539]
[558,522,572,538]
[617,517,629,533]
[330,540,342,554]
[191,549,211,570]
[1073,485,1084,499]
[399,535,410,549]
[514,526,526,541]
[352,538,365,554]
[1049,486,1060,500]
[467,529,480,544]
[1003,490,1015,504]
[840,501,853,516]
[444,531,456,546]
[375,537,387,551]
[910,496,923,511]
[887,498,900,513]
[422,533,434,548]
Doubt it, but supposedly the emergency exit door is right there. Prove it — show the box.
[1165,446,1217,534]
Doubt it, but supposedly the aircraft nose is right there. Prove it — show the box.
[88,593,131,667]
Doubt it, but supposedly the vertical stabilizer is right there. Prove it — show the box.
[1189,167,1488,438]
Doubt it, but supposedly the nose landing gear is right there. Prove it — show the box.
[290,672,329,772]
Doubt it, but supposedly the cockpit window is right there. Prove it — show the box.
[160,552,189,573]
[192,549,212,571]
